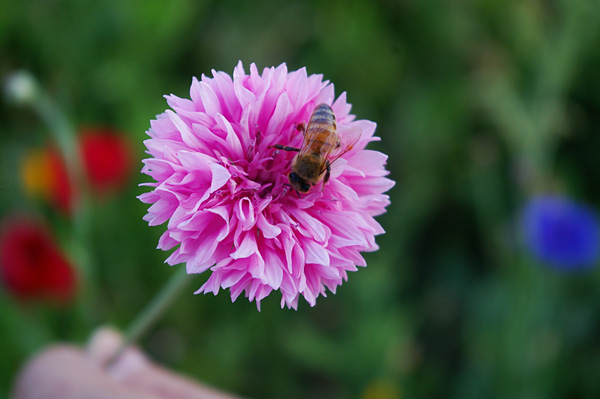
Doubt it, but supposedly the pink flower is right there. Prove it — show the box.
[139,62,394,309]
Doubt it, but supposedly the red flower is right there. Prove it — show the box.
[21,148,72,214]
[21,128,133,214]
[79,128,133,195]
[0,217,76,303]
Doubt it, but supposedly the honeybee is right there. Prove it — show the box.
[271,103,361,194]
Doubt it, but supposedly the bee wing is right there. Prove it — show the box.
[296,125,316,158]
[326,125,362,165]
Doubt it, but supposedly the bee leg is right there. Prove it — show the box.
[269,144,301,152]
[322,161,332,191]
[281,183,301,198]
[296,123,306,135]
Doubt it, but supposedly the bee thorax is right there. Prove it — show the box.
[293,153,322,180]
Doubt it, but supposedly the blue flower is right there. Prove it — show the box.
[521,195,600,271]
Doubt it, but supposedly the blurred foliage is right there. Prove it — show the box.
[2,0,600,398]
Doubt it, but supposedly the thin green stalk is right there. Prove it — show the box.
[30,83,92,241]
[107,266,190,367]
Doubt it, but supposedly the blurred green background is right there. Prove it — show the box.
[2,0,600,398]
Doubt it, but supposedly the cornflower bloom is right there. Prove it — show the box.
[140,62,394,309]
[521,195,600,271]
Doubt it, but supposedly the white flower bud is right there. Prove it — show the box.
[4,70,40,105]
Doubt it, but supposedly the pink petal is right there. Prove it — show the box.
[234,198,256,231]
[231,232,257,259]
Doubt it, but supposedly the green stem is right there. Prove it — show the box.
[6,72,97,335]
[31,84,92,239]
[107,266,190,367]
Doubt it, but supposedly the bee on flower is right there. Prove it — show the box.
[269,103,361,195]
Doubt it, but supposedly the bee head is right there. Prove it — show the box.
[288,172,311,193]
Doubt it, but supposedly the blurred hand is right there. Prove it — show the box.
[12,328,241,399]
